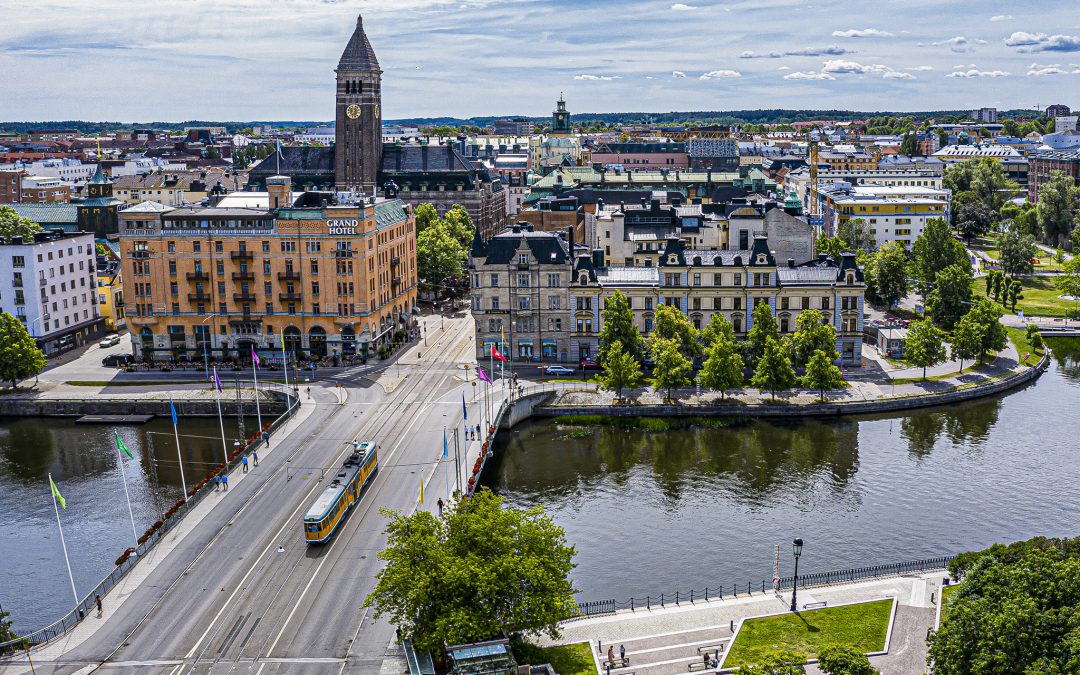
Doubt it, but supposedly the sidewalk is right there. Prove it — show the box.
[544,572,946,675]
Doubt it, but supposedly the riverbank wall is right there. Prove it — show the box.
[0,392,293,418]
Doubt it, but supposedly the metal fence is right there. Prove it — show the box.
[0,390,299,655]
[571,555,954,618]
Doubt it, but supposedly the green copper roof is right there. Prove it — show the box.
[88,165,111,185]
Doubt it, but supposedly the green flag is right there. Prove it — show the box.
[50,475,66,510]
[115,433,134,459]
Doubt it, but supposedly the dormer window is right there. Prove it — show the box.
[579,273,588,285]
[846,271,855,284]
[757,254,767,265]
[668,254,678,264]
[519,253,529,265]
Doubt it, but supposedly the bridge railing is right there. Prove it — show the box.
[0,393,299,655]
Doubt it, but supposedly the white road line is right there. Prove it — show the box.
[624,636,730,656]
[597,622,734,646]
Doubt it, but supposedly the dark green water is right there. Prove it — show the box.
[0,415,259,634]
[482,340,1080,603]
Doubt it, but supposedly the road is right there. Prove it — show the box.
[11,313,480,674]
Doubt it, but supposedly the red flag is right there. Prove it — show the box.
[491,345,507,363]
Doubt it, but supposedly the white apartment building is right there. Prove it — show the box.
[0,158,98,184]
[0,230,107,354]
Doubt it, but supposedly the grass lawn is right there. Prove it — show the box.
[514,642,594,675]
[1004,327,1045,367]
[725,599,893,668]
[971,276,1077,318]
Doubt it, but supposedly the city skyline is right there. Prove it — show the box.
[2,0,1079,122]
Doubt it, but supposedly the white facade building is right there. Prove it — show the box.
[0,158,97,184]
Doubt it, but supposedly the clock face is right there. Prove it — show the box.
[346,104,362,120]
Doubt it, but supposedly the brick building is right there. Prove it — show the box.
[1028,150,1080,202]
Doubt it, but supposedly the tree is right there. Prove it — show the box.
[816,233,851,263]
[0,206,42,241]
[651,336,692,400]
[837,218,875,252]
[1037,170,1080,247]
[912,218,969,297]
[441,204,475,247]
[1029,329,1044,353]
[747,301,780,366]
[929,547,1080,674]
[905,319,947,380]
[899,132,919,157]
[955,203,994,243]
[0,312,46,389]
[0,605,17,644]
[802,349,845,401]
[964,299,1008,363]
[739,650,807,675]
[700,312,735,349]
[699,332,744,398]
[650,303,701,359]
[598,291,644,364]
[949,316,983,373]
[790,309,837,367]
[599,341,642,399]
[997,228,1036,277]
[867,241,909,308]
[364,488,577,653]
[927,263,974,329]
[1056,256,1080,318]
[1071,223,1080,253]
[816,644,877,675]
[416,225,466,297]
[752,336,796,400]
[1001,202,1039,238]
[414,203,440,235]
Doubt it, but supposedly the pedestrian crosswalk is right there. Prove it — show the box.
[332,365,374,379]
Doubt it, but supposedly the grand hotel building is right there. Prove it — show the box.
[118,176,417,362]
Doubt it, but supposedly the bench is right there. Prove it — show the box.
[603,657,630,668]
[803,601,827,610]
[696,644,725,654]
[688,661,714,672]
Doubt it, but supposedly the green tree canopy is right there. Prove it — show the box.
[0,605,17,644]
[441,204,475,247]
[699,330,744,398]
[955,202,995,243]
[791,309,838,367]
[416,225,467,297]
[0,206,43,241]
[949,315,984,373]
[599,340,643,399]
[598,291,644,363]
[927,263,974,329]
[748,301,780,366]
[904,319,947,380]
[838,218,876,252]
[816,644,877,675]
[912,218,969,296]
[1055,256,1080,317]
[801,349,845,401]
[0,312,46,388]
[997,228,1037,277]
[816,233,852,264]
[364,488,578,653]
[751,336,796,400]
[899,132,919,157]
[651,336,693,400]
[650,303,702,358]
[1001,202,1039,239]
[963,299,1007,363]
[700,312,735,349]
[867,241,909,308]
[414,203,440,235]
[1037,170,1080,247]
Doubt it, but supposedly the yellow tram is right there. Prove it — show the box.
[303,441,378,543]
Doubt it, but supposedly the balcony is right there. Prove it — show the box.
[233,292,257,302]
[188,292,212,302]
[186,271,210,281]
[128,250,150,259]
[169,333,186,343]
[278,293,303,302]
[333,250,354,259]
[231,272,255,281]
[229,250,254,260]
[390,256,402,267]
[277,271,301,281]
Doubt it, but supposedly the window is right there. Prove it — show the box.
[644,297,653,310]
[262,241,271,252]
[312,303,320,315]
[11,256,23,268]
[733,296,742,310]
[219,302,227,315]
[733,273,742,286]
[802,296,810,310]
[780,317,789,333]
[519,296,530,310]
[491,297,501,310]
[167,241,176,253]
[576,297,592,310]
[264,260,272,274]
[644,317,653,332]
[216,260,224,275]
[692,297,701,310]
[547,273,560,287]
[218,282,226,295]
[306,241,321,253]
[780,297,789,310]
[266,303,274,315]
[517,273,529,288]
[312,281,320,296]
[281,241,296,253]
[193,241,201,253]
[490,273,499,287]
[172,303,180,316]
[693,273,701,286]
[822,297,831,310]
[170,282,178,296]
[169,260,177,275]
[518,253,528,265]
[264,282,273,296]
[548,295,561,310]
[215,241,223,253]
[310,260,319,274]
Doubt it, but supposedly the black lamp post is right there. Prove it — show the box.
[790,537,804,612]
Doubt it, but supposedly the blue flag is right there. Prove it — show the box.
[462,392,468,421]
[169,397,178,426]
[443,428,448,459]
[214,369,222,393]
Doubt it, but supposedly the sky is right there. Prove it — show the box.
[2,0,1079,122]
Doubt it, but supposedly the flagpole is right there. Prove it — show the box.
[251,351,263,432]
[443,426,449,499]
[280,335,292,412]
[213,367,229,471]
[171,399,188,502]
[454,426,461,496]
[49,473,79,611]
[115,435,140,550]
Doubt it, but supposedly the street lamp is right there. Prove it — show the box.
[790,538,804,612]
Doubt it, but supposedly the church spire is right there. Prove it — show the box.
[337,14,381,72]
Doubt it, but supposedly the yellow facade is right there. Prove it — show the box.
[96,263,125,330]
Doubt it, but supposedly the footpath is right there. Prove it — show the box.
[543,572,948,675]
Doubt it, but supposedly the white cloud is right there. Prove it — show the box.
[1027,65,1070,76]
[990,15,1014,22]
[832,28,893,38]
[740,45,852,59]
[946,68,1010,78]
[976,39,988,45]
[904,65,934,71]
[822,59,891,74]
[1005,31,1080,52]
[671,2,697,9]
[672,70,686,78]
[952,63,977,69]
[931,36,972,52]
[783,71,836,80]
[883,71,916,79]
[574,74,619,81]
[699,69,741,80]
[777,65,791,70]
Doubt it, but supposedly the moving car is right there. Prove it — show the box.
[100,334,121,348]
[579,358,602,371]
[102,354,133,368]
[545,365,574,376]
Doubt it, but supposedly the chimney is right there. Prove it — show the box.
[640,197,647,208]
[592,247,605,269]
[787,258,795,268]
[266,174,291,209]
[566,225,574,252]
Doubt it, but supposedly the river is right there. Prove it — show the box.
[481,340,1080,603]
[0,415,259,634]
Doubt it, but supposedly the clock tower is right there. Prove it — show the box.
[335,14,382,194]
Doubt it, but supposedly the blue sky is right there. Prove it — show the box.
[1,0,1079,121]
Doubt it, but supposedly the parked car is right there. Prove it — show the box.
[545,365,575,376]
[579,358,602,371]
[100,334,121,348]
[102,354,134,368]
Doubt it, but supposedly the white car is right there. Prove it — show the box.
[100,334,121,348]
[545,365,575,376]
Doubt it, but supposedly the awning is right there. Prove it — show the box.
[542,338,556,344]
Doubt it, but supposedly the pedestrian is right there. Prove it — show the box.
[703,652,709,668]
[252,450,259,466]
[475,424,480,438]
[214,475,220,491]
[607,646,614,664]
[263,431,270,448]
[242,456,249,473]
[619,644,625,662]
[437,497,444,516]
[95,594,102,617]
[221,474,228,490]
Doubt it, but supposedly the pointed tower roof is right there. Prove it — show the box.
[89,164,111,185]
[337,14,380,72]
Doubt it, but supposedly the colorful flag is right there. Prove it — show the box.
[50,475,66,510]
[214,369,223,393]
[443,428,449,459]
[115,432,134,460]
[418,475,424,506]
[462,392,468,421]
[280,332,285,349]
[491,345,507,363]
[251,348,260,368]
[477,367,492,383]
[169,397,178,426]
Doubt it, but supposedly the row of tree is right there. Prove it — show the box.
[596,293,846,401]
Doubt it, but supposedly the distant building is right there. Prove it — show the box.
[111,170,245,206]
[590,141,689,170]
[971,107,998,123]
[29,129,79,142]
[493,118,534,136]
[0,230,105,354]
[1046,104,1072,119]
[21,175,70,204]
[0,170,22,203]
[551,95,572,136]
[688,138,739,172]
[1054,116,1079,134]
[932,144,1028,187]
[819,182,948,248]
[96,255,125,330]
[295,127,336,145]
[1028,150,1080,202]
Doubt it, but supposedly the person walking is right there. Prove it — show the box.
[95,594,103,617]
[252,449,259,466]
[475,423,481,439]
[619,644,625,662]
[263,431,270,448]
[242,456,249,473]
[214,475,220,491]
[437,498,444,516]
[221,474,228,491]
[607,646,614,665]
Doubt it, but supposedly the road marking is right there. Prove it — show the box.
[621,636,731,656]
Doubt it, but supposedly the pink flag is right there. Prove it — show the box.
[251,348,260,368]
[477,366,491,383]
